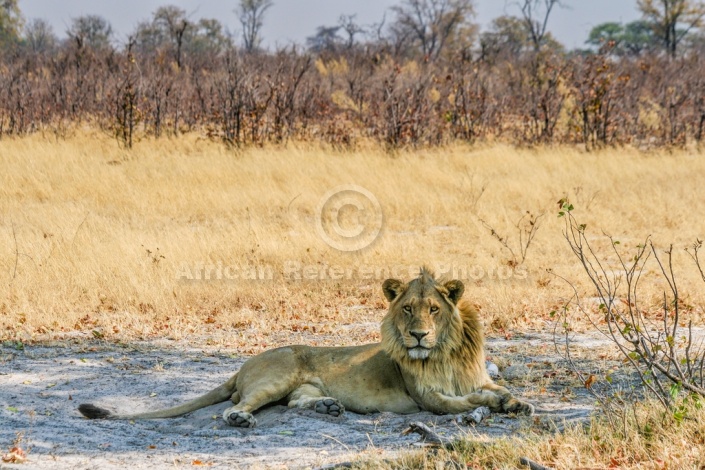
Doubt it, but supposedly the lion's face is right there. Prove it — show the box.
[381,270,465,361]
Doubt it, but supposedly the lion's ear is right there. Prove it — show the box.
[382,279,405,302]
[444,280,465,305]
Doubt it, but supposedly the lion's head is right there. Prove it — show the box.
[381,267,471,362]
[380,267,488,395]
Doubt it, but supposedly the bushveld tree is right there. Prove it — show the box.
[492,1,565,145]
[480,14,562,60]
[188,19,232,55]
[587,20,657,56]
[23,18,57,53]
[638,0,705,56]
[307,14,365,53]
[0,0,22,48]
[306,25,341,53]
[135,9,230,58]
[67,15,113,49]
[517,0,564,51]
[238,0,273,53]
[133,20,168,54]
[153,6,191,67]
[338,14,365,49]
[389,0,476,59]
[586,22,623,48]
[480,15,532,59]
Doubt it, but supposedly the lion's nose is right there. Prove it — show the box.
[410,331,429,342]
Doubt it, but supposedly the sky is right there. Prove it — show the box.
[20,0,642,50]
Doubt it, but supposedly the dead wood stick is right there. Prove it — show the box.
[401,421,448,447]
[519,456,553,470]
[312,462,353,470]
[456,406,491,425]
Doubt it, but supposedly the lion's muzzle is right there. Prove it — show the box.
[407,346,430,360]
[406,330,434,359]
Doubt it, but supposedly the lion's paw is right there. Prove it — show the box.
[314,398,344,417]
[480,393,503,412]
[502,398,534,416]
[223,409,256,428]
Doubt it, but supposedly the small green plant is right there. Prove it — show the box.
[2,340,24,351]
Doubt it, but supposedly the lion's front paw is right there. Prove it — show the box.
[480,393,503,412]
[502,397,534,416]
[223,409,256,428]
[314,398,344,417]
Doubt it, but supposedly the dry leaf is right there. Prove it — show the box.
[2,446,27,463]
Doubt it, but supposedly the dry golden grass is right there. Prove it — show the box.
[1,133,705,348]
[370,400,705,469]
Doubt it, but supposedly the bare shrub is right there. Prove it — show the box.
[554,200,705,415]
[2,31,705,148]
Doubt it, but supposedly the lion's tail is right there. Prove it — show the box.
[78,373,238,420]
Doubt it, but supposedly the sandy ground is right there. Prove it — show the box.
[0,332,612,469]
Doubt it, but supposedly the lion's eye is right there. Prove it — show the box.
[430,306,439,314]
[403,305,412,314]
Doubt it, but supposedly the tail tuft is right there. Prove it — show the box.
[78,404,113,419]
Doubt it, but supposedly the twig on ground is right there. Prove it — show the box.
[319,433,350,451]
[312,462,353,470]
[519,456,553,470]
[401,421,447,447]
[455,406,491,425]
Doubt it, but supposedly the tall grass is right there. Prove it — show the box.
[1,133,704,346]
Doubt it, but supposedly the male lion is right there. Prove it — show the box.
[79,268,533,427]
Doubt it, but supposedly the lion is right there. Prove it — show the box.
[78,268,534,427]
